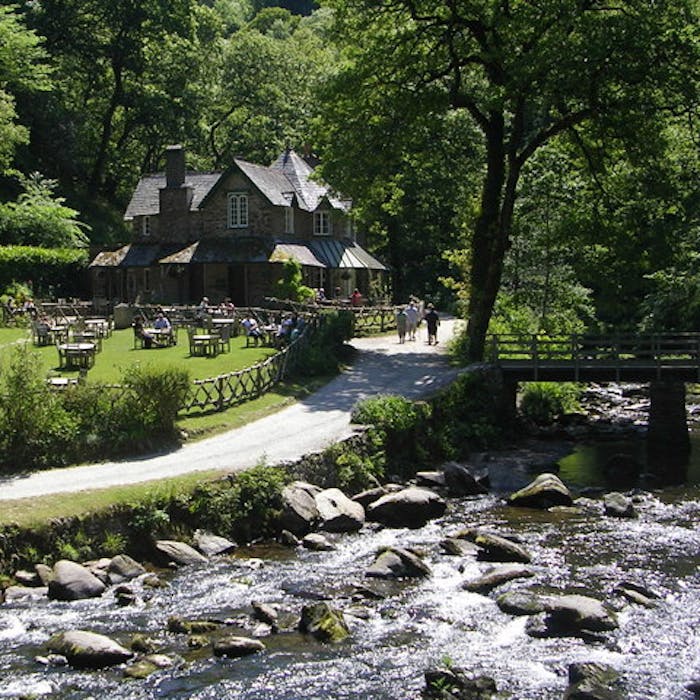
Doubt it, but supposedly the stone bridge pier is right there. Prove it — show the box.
[647,381,690,458]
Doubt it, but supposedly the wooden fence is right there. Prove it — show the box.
[182,325,311,414]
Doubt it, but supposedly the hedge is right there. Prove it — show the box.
[0,246,89,298]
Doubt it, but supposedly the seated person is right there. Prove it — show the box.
[220,298,236,316]
[275,315,294,347]
[154,312,171,330]
[132,315,154,348]
[241,316,263,345]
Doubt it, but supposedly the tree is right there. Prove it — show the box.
[0,172,89,248]
[320,0,699,359]
[0,5,50,172]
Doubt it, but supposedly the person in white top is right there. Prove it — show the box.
[405,299,420,341]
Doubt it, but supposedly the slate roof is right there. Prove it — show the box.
[123,149,351,220]
[157,238,270,265]
[269,242,326,267]
[124,172,221,220]
[89,243,182,267]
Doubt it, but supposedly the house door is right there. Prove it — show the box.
[229,264,247,306]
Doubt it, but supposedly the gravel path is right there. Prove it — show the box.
[0,317,463,501]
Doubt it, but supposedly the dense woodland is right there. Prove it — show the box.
[1,0,699,359]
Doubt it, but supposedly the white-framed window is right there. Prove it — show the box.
[142,216,151,237]
[284,206,294,234]
[314,210,331,236]
[228,192,249,228]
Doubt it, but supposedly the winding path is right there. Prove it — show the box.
[0,317,462,501]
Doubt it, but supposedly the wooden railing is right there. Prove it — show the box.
[182,326,311,414]
[486,333,700,382]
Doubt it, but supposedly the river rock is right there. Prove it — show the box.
[167,616,221,634]
[13,569,42,587]
[114,585,137,606]
[462,564,534,593]
[603,492,637,519]
[302,533,336,551]
[193,530,237,556]
[213,635,266,657]
[352,484,402,509]
[415,471,446,488]
[564,661,622,699]
[442,462,489,497]
[251,600,279,630]
[278,481,321,536]
[365,547,431,579]
[441,538,480,557]
[527,594,618,639]
[366,487,446,528]
[496,590,546,616]
[108,554,146,584]
[315,488,365,532]
[47,630,133,668]
[507,473,573,509]
[687,679,700,697]
[298,602,349,643]
[124,654,177,679]
[278,529,301,547]
[423,665,499,699]
[35,563,53,586]
[154,540,207,566]
[48,560,106,601]
[4,585,48,602]
[474,532,532,564]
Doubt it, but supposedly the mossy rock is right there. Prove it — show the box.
[298,602,349,643]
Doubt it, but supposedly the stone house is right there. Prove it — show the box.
[89,145,387,306]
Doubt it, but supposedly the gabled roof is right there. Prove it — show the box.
[124,172,221,220]
[124,149,351,221]
[88,243,183,267]
[309,239,387,271]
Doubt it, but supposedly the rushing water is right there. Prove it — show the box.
[2,435,700,699]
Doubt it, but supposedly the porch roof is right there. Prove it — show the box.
[309,239,387,271]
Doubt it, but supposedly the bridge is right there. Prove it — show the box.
[485,333,700,457]
[486,333,700,382]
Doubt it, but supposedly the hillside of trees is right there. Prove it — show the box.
[1,0,699,358]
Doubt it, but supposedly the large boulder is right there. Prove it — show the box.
[154,540,207,566]
[507,473,573,509]
[442,462,489,497]
[423,666,499,699]
[366,487,446,528]
[278,481,321,536]
[108,555,146,585]
[526,594,618,640]
[365,547,431,579]
[302,533,336,551]
[564,662,622,700]
[48,560,106,601]
[298,602,349,643]
[496,590,547,616]
[315,488,365,532]
[47,630,133,668]
[352,484,402,509]
[462,564,533,593]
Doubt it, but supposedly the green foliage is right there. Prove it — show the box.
[0,172,90,247]
[0,245,88,300]
[0,345,79,471]
[128,502,171,536]
[351,394,431,476]
[189,465,287,542]
[320,439,384,492]
[520,382,582,426]
[121,364,191,435]
[101,531,127,557]
[275,257,314,302]
[295,310,354,376]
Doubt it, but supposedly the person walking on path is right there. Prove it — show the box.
[396,306,408,343]
[405,299,420,341]
[425,303,440,345]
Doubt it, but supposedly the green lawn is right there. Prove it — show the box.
[0,326,276,383]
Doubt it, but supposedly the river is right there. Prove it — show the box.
[1,389,700,699]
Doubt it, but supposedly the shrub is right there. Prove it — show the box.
[121,364,191,435]
[519,382,581,425]
[295,310,355,376]
[0,345,79,470]
[189,465,288,543]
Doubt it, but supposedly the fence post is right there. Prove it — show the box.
[216,376,224,412]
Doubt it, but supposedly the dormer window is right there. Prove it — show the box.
[285,206,294,234]
[228,192,248,228]
[314,210,331,236]
[142,216,151,237]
